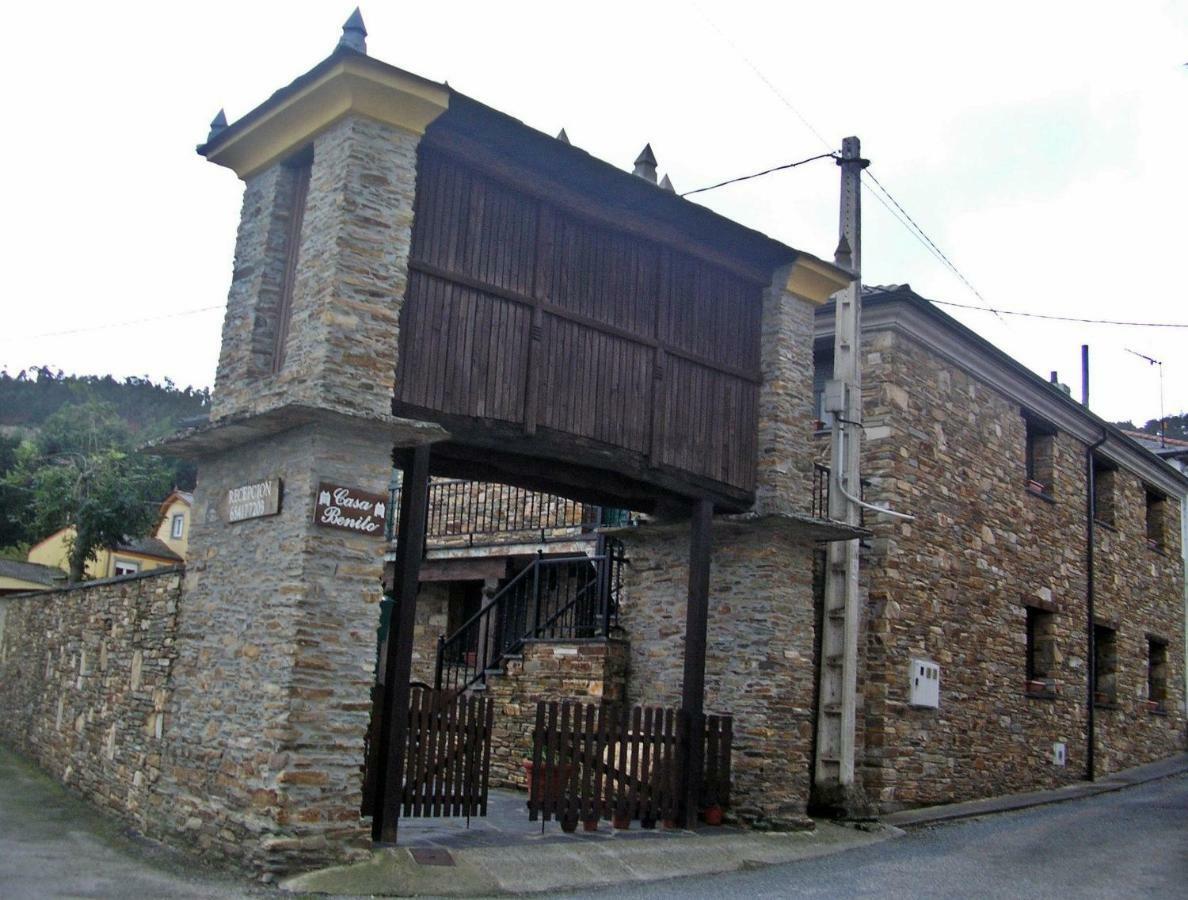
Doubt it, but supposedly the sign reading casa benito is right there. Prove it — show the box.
[314,482,386,535]
[223,477,282,523]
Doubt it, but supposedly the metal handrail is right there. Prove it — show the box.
[435,539,626,694]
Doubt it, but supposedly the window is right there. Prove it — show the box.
[1025,607,1056,694]
[1147,638,1168,712]
[1093,625,1117,706]
[1024,414,1056,496]
[1092,457,1116,526]
[1145,488,1167,550]
[113,560,140,577]
[271,154,312,373]
[170,513,185,539]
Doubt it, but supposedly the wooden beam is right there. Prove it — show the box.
[681,498,713,826]
[372,444,432,844]
[391,404,755,513]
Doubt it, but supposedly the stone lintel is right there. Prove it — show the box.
[201,50,449,179]
[784,252,854,305]
[602,513,868,543]
[143,403,447,460]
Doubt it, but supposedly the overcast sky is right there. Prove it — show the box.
[1,1,1184,426]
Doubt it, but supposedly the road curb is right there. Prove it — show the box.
[882,753,1188,830]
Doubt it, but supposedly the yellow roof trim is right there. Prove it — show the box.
[205,56,450,179]
[784,253,854,305]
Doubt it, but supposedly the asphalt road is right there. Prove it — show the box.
[2,738,1184,899]
[0,746,265,899]
[570,774,1188,899]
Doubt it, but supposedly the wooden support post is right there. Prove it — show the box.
[681,497,713,826]
[372,444,431,844]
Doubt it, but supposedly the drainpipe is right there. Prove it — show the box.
[1085,428,1107,782]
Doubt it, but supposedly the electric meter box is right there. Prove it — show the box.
[909,658,940,708]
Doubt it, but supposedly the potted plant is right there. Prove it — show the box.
[702,804,724,826]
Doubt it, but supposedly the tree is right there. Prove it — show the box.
[4,401,172,581]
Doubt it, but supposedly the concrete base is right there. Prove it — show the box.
[809,782,877,821]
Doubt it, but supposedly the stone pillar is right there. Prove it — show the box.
[152,56,449,875]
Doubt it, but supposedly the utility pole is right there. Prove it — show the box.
[813,136,871,817]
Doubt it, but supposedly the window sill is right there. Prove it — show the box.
[1093,701,1119,711]
[1025,485,1056,504]
[1093,518,1116,532]
[1146,540,1169,557]
[1148,707,1169,717]
[1024,689,1058,701]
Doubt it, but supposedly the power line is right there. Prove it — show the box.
[930,298,1188,328]
[4,305,223,341]
[691,3,834,152]
[682,152,839,197]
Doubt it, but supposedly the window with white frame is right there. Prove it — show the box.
[113,560,140,577]
[171,513,185,539]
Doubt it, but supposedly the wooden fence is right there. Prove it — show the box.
[527,701,732,828]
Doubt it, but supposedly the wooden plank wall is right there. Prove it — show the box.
[396,147,764,494]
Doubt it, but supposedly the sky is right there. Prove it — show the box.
[1,1,1185,427]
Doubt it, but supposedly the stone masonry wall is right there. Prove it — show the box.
[152,421,393,877]
[838,327,1185,811]
[484,639,628,789]
[212,116,421,421]
[617,524,819,829]
[0,570,183,833]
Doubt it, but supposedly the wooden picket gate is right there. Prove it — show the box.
[362,687,494,821]
[527,700,732,828]
[402,688,494,817]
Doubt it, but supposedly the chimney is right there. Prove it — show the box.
[633,144,658,183]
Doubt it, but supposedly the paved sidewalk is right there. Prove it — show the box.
[883,752,1188,828]
[281,817,896,897]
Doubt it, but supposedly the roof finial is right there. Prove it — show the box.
[633,144,658,183]
[556,128,571,144]
[206,109,228,143]
[659,173,675,193]
[338,7,367,54]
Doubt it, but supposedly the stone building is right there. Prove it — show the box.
[813,284,1187,811]
[0,14,850,879]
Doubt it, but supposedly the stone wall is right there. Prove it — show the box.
[484,639,629,789]
[0,570,183,833]
[617,522,819,829]
[834,327,1186,811]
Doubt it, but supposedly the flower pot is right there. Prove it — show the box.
[702,804,724,826]
[1026,480,1046,495]
[662,818,679,830]
[560,815,578,833]
[1025,679,1047,694]
[583,818,599,832]
[523,760,576,806]
[612,812,631,829]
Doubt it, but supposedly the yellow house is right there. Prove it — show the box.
[0,558,66,595]
[27,526,183,581]
[153,490,193,559]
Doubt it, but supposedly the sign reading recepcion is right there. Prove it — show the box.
[314,482,387,535]
[223,477,283,523]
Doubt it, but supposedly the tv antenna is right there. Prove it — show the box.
[1125,348,1166,447]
